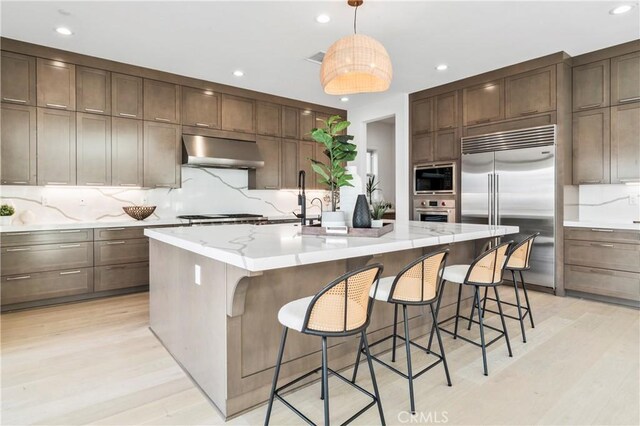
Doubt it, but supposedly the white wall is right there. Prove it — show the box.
[347,92,410,221]
[366,121,396,204]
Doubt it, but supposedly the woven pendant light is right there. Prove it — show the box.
[320,0,392,95]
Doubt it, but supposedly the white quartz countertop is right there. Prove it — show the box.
[0,218,188,233]
[564,220,640,231]
[145,221,520,272]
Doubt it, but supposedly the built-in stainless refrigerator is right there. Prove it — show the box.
[461,125,556,288]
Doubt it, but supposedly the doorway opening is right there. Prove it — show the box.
[365,116,396,219]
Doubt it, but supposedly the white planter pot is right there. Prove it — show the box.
[0,216,14,226]
[321,211,346,228]
[371,219,384,228]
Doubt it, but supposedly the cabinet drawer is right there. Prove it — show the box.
[564,227,640,244]
[94,238,148,266]
[0,228,93,247]
[565,265,640,302]
[1,242,93,276]
[94,226,145,241]
[564,240,640,273]
[1,267,93,305]
[94,261,149,292]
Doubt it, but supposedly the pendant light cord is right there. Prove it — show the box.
[353,5,359,34]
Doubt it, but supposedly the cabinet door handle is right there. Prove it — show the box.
[59,244,81,248]
[520,109,539,116]
[619,179,640,183]
[155,117,170,122]
[195,123,210,127]
[6,248,31,252]
[59,230,81,233]
[475,119,490,124]
[105,265,127,270]
[9,232,31,236]
[440,125,455,130]
[590,228,614,232]
[264,186,278,189]
[589,268,615,275]
[3,97,27,103]
[119,113,137,118]
[106,241,126,245]
[119,183,140,187]
[84,182,104,186]
[6,275,31,281]
[105,228,125,231]
[619,97,640,103]
[154,184,173,188]
[590,243,614,248]
[579,179,601,184]
[6,181,28,184]
[46,103,67,109]
[84,108,104,113]
[59,270,81,275]
[578,103,601,109]
[46,182,68,185]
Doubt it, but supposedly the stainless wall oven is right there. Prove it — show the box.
[414,199,456,223]
[414,163,456,195]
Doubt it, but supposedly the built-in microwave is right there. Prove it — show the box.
[414,163,456,195]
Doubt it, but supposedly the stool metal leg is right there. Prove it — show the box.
[494,287,513,357]
[362,330,386,426]
[402,304,415,414]
[511,270,527,343]
[467,288,478,331]
[427,280,446,352]
[481,287,488,319]
[521,271,535,328]
[351,336,364,384]
[430,304,452,387]
[321,336,330,426]
[265,326,288,426]
[391,304,399,362]
[320,340,325,400]
[453,284,463,339]
[475,286,489,376]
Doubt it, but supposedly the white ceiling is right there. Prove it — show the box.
[1,1,639,109]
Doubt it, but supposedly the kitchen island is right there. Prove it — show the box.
[145,221,519,418]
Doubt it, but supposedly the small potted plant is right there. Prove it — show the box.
[0,204,15,226]
[370,201,391,228]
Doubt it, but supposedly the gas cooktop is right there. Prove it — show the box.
[177,213,266,225]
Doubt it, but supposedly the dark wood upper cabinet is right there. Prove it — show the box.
[572,108,610,185]
[182,87,220,129]
[76,67,111,115]
[76,113,112,186]
[435,91,458,130]
[411,133,434,163]
[611,51,640,105]
[434,128,460,161]
[36,58,76,110]
[282,106,299,139]
[221,94,255,133]
[411,98,433,135]
[505,66,556,118]
[463,79,504,126]
[610,102,640,184]
[249,135,281,189]
[1,51,36,106]
[281,139,299,189]
[36,108,76,186]
[144,79,181,124]
[299,110,315,140]
[1,104,36,185]
[572,60,610,112]
[143,121,181,188]
[299,141,316,189]
[256,101,282,137]
[112,73,143,119]
[112,117,143,187]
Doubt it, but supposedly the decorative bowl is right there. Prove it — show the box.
[123,206,156,221]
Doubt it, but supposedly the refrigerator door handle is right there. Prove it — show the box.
[496,174,500,225]
[487,174,492,226]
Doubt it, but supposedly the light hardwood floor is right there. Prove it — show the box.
[1,289,638,425]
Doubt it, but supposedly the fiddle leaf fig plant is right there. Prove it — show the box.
[310,115,357,211]
[0,204,15,216]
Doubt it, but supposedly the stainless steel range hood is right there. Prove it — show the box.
[182,135,264,169]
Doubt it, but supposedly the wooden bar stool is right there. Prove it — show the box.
[351,249,452,415]
[264,264,386,426]
[427,241,513,376]
[474,233,539,343]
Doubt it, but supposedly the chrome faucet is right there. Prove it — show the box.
[297,170,306,226]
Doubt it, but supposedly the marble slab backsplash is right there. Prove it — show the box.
[0,167,329,225]
[574,184,640,223]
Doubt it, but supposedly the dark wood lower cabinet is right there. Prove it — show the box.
[94,238,149,266]
[94,262,149,292]
[1,242,93,276]
[1,268,93,305]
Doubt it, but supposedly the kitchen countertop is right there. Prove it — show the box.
[144,221,519,272]
[0,218,188,233]
[564,220,640,231]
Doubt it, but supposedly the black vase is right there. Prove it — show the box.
[352,194,372,228]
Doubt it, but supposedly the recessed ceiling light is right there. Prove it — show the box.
[435,64,448,71]
[55,27,73,36]
[610,4,634,14]
[340,97,349,102]
[233,70,244,77]
[316,14,331,24]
